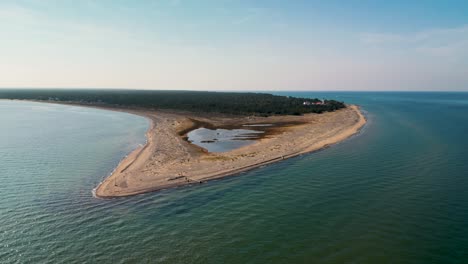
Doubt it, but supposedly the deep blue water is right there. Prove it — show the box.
[1,92,468,263]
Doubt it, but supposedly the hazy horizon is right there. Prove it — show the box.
[1,1,468,91]
[1,87,468,92]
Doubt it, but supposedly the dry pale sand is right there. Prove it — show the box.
[92,105,366,198]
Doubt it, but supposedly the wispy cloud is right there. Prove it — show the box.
[0,4,38,23]
[169,0,181,7]
[1,1,467,90]
[360,25,468,58]
[231,7,269,25]
[0,2,135,43]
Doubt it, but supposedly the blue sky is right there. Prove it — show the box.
[1,0,467,90]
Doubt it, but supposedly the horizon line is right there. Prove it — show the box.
[0,87,467,93]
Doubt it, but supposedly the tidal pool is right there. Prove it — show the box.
[187,127,264,152]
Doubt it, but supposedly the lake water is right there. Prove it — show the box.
[187,127,263,152]
[1,92,468,263]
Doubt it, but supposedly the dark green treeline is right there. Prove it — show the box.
[0,89,345,116]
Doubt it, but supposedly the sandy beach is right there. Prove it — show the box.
[90,104,366,198]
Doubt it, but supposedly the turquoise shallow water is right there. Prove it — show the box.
[1,93,468,263]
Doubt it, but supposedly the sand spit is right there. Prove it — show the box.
[90,104,366,198]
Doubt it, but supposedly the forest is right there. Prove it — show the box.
[0,89,346,116]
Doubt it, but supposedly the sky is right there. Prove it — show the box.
[1,0,468,91]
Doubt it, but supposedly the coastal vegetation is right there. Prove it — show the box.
[0,89,345,116]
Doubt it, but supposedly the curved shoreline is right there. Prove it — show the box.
[201,105,367,182]
[92,117,155,198]
[94,105,367,198]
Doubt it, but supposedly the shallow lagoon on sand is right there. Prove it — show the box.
[187,127,264,152]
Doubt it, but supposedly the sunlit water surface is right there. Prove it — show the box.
[1,92,468,263]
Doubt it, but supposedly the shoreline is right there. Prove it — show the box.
[92,117,155,198]
[93,104,367,198]
[3,99,366,198]
[201,105,366,181]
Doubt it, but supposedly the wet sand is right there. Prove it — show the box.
[92,105,366,198]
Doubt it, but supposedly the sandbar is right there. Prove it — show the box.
[92,104,366,198]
